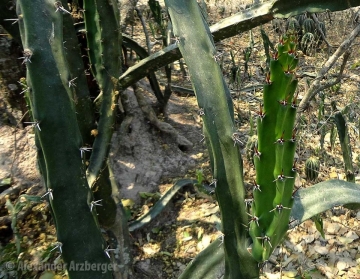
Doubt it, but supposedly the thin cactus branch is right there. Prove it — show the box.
[84,0,122,188]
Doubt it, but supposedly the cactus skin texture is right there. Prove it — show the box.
[165,0,259,278]
[305,157,320,181]
[250,34,299,262]
[16,1,112,278]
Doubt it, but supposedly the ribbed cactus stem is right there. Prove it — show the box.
[16,1,112,278]
[251,33,299,262]
[83,0,122,188]
[165,0,259,278]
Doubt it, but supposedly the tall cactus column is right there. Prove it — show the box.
[250,34,299,262]
[165,1,259,278]
[16,1,112,278]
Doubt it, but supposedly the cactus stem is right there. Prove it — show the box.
[24,121,41,131]
[90,199,103,212]
[54,1,71,14]
[269,204,291,213]
[104,246,116,259]
[41,188,53,200]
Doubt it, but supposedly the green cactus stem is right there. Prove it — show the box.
[16,1,111,277]
[83,0,122,188]
[250,33,299,262]
[165,0,258,278]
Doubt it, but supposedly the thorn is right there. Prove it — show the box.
[244,198,253,208]
[253,180,261,192]
[291,92,299,108]
[265,72,271,84]
[291,159,298,172]
[256,235,272,248]
[50,242,63,254]
[256,103,266,121]
[54,1,71,14]
[246,212,259,226]
[41,188,53,200]
[198,108,205,116]
[232,132,243,146]
[4,18,19,25]
[274,131,285,145]
[104,246,115,258]
[213,51,223,62]
[24,120,41,131]
[18,49,33,64]
[289,128,297,143]
[68,77,78,88]
[217,232,224,246]
[79,147,92,158]
[90,199,103,212]
[273,169,293,182]
[269,204,291,213]
[254,146,261,159]
[172,36,181,44]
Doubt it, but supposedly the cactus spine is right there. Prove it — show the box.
[250,34,299,262]
[16,0,112,278]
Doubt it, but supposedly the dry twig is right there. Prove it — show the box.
[298,23,360,111]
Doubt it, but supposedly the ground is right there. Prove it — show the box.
[1,2,360,279]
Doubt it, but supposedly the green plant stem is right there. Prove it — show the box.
[165,1,258,278]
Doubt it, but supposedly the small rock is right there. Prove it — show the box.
[326,222,341,234]
[314,245,329,255]
[302,234,315,244]
[356,211,360,220]
[346,230,359,240]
